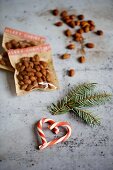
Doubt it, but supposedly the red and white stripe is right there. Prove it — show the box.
[37,118,72,150]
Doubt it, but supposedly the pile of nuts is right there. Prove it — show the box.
[0,52,13,68]
[52,9,104,77]
[16,55,54,91]
[5,40,36,50]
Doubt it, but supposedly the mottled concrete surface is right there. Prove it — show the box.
[0,0,113,170]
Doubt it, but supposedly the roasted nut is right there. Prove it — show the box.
[24,75,29,80]
[29,62,34,68]
[27,72,34,76]
[85,43,95,48]
[20,65,25,72]
[52,9,59,16]
[30,76,36,82]
[60,10,68,17]
[79,56,86,63]
[83,26,90,33]
[32,80,38,87]
[26,85,33,91]
[17,74,23,80]
[35,65,41,71]
[77,29,84,34]
[35,72,42,78]
[21,57,30,61]
[75,20,80,26]
[39,61,48,68]
[80,21,89,27]
[34,61,39,65]
[23,61,29,68]
[46,73,52,82]
[37,77,43,82]
[68,21,75,28]
[20,84,28,90]
[24,79,32,84]
[26,67,33,72]
[68,69,75,77]
[73,33,82,38]
[62,53,71,59]
[78,14,84,20]
[90,25,95,31]
[96,30,103,36]
[0,59,6,65]
[5,42,12,49]
[67,44,75,49]
[19,81,24,85]
[65,29,72,37]
[21,71,28,76]
[69,14,76,20]
[55,22,63,26]
[34,55,40,62]
[88,20,95,26]
[41,69,47,76]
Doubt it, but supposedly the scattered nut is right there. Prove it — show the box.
[55,22,63,26]
[78,14,84,20]
[75,20,80,26]
[83,26,90,33]
[85,43,95,48]
[65,29,72,37]
[96,30,103,36]
[60,10,68,17]
[67,44,75,49]
[62,53,71,59]
[79,56,86,63]
[69,14,76,20]
[68,21,75,28]
[77,29,84,34]
[68,69,75,77]
[52,9,59,16]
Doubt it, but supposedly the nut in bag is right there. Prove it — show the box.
[0,52,14,72]
[8,44,59,96]
[2,27,46,51]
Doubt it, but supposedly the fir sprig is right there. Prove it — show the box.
[48,83,112,126]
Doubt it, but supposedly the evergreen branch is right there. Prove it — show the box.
[67,83,97,102]
[72,108,100,126]
[69,92,112,108]
[48,83,112,125]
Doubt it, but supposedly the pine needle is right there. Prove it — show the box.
[48,83,112,126]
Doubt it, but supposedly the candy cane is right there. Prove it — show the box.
[37,118,72,150]
[37,118,59,145]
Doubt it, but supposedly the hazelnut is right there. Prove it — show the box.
[68,69,75,77]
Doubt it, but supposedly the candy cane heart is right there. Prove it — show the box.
[37,119,72,150]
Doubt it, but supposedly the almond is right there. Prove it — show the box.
[68,69,75,77]
[52,9,59,16]
[78,14,84,20]
[85,43,95,48]
[83,26,90,33]
[96,30,103,36]
[55,21,63,26]
[60,10,68,17]
[69,14,76,20]
[79,56,86,63]
[75,20,80,26]
[65,29,72,37]
[68,21,75,28]
[67,44,75,49]
[62,53,71,59]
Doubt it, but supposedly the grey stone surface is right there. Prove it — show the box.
[0,0,113,170]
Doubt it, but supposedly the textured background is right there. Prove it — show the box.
[0,0,113,170]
